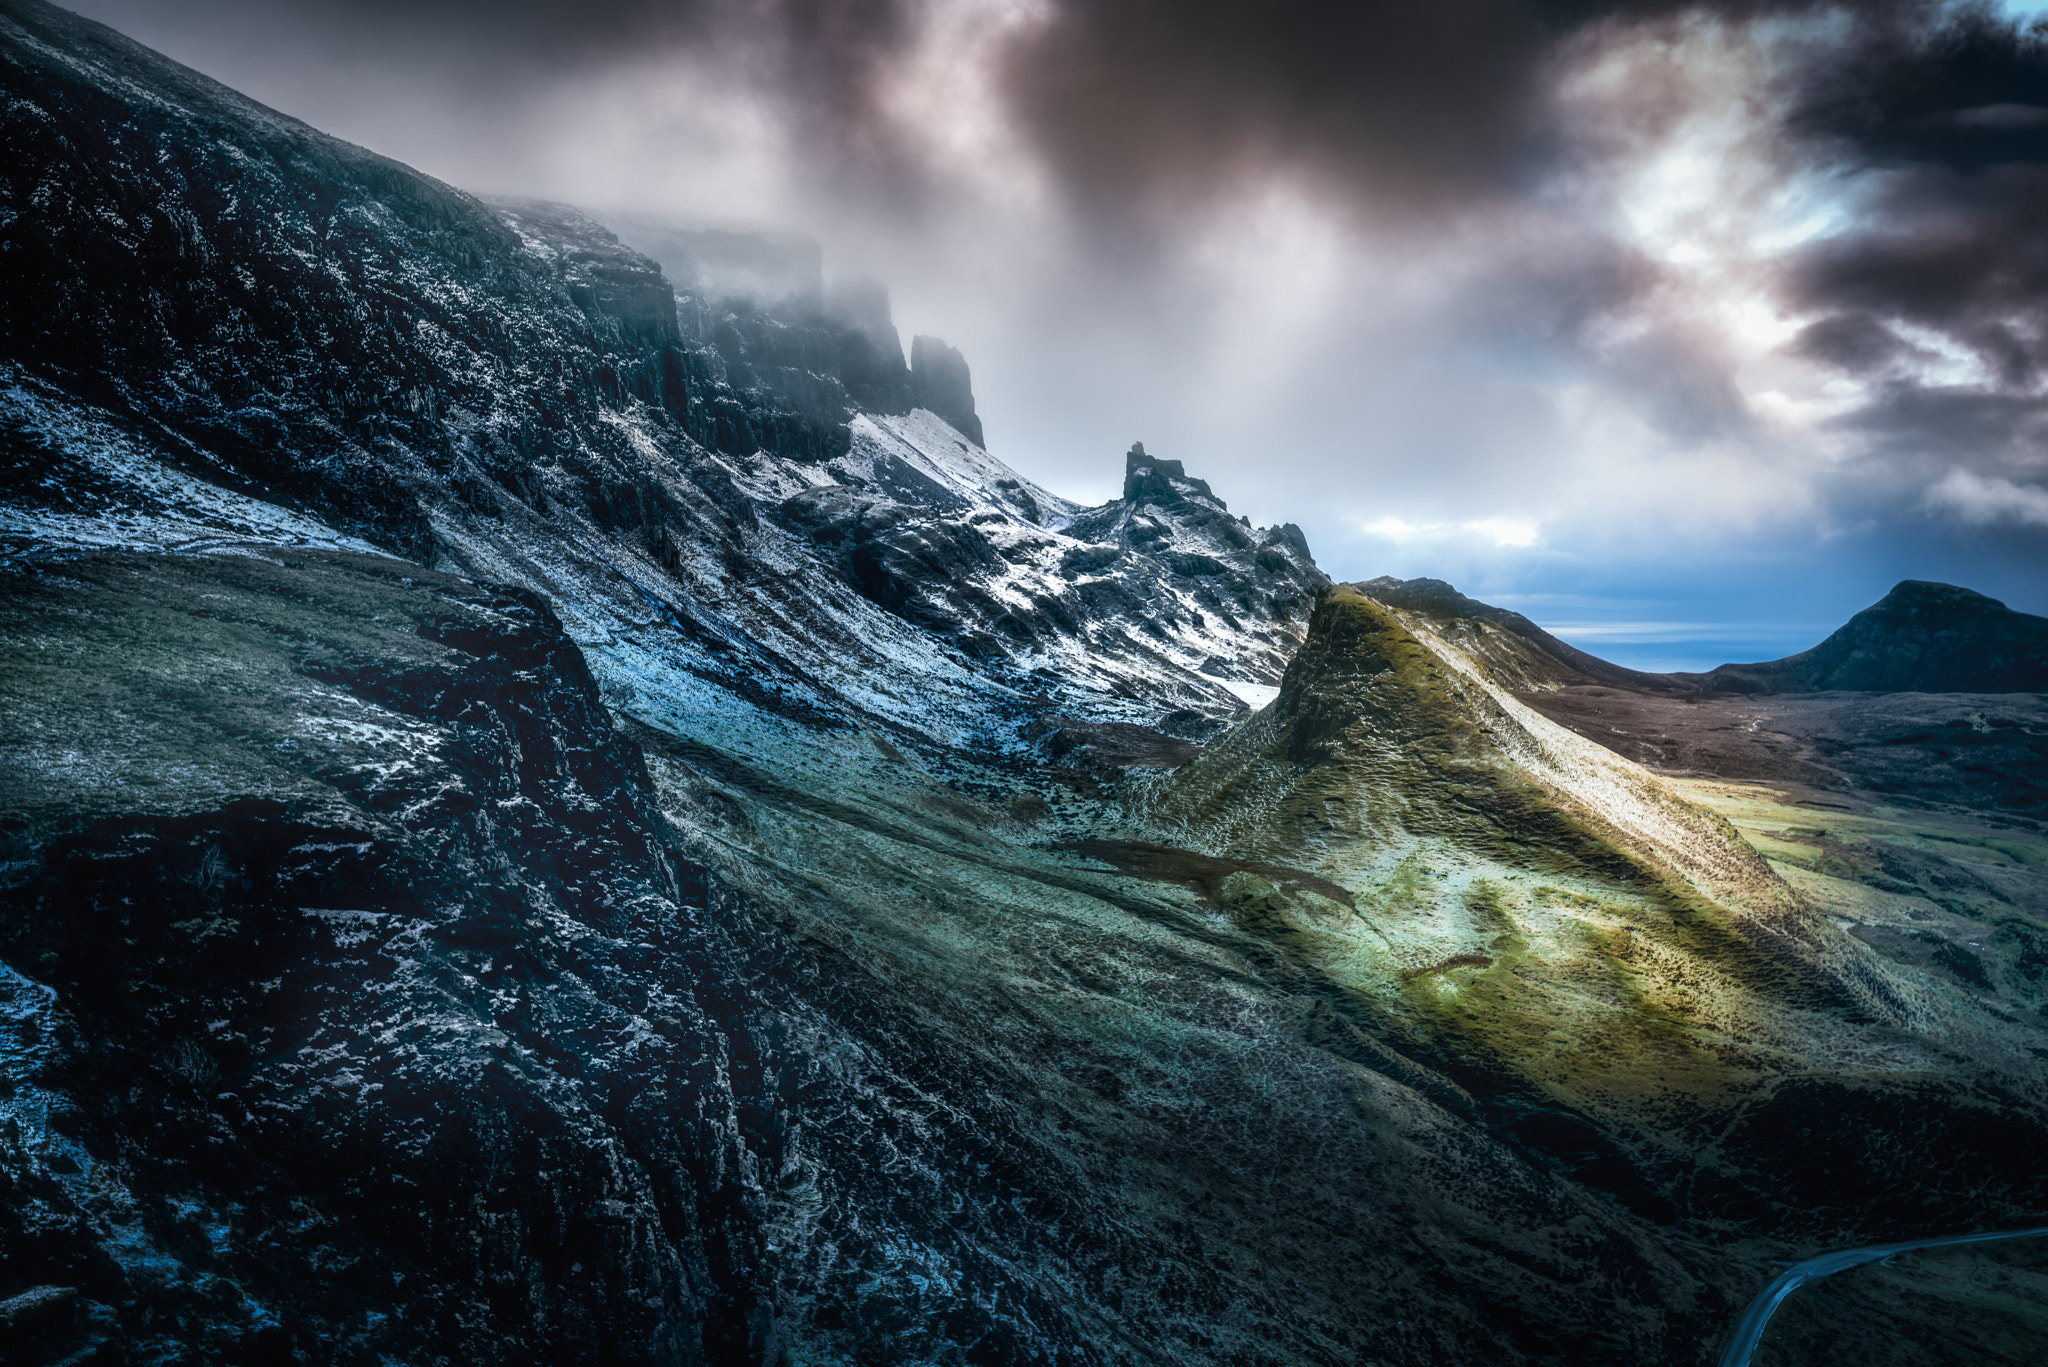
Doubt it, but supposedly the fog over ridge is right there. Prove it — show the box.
[57,0,2048,667]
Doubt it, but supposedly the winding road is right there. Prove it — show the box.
[1717,1225,2048,1367]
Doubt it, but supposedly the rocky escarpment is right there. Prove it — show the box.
[492,197,859,466]
[603,213,987,448]
[908,333,984,446]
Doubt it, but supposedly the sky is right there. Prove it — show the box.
[61,0,2048,669]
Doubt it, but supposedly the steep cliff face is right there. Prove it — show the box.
[908,333,984,447]
[603,213,987,450]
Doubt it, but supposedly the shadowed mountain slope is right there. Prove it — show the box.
[0,552,772,1363]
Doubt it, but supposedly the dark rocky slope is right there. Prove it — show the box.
[0,550,770,1363]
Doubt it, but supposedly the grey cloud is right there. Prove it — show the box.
[1790,313,1942,378]
[1839,386,2048,470]
[1761,7,2048,536]
[1786,9,2048,383]
[998,0,1553,229]
[66,1,1837,229]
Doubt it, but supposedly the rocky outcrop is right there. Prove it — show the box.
[909,333,984,446]
[497,197,859,465]
[603,216,978,451]
[819,275,916,415]
[1056,443,1331,689]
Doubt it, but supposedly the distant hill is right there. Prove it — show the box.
[1356,576,2048,695]
[1689,580,2048,694]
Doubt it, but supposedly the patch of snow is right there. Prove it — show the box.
[1219,681,1280,710]
[0,367,378,557]
[857,412,1081,524]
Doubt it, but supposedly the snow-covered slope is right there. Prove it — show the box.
[0,0,1325,763]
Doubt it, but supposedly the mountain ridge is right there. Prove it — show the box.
[1356,575,2048,696]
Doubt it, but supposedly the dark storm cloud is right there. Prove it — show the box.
[68,0,928,200]
[989,0,1927,233]
[999,0,1552,221]
[1793,1,2048,171]
[1782,6,2048,454]
[1846,385,2048,462]
[69,0,1842,222]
